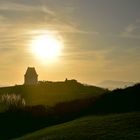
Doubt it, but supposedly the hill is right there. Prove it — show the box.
[92,83,140,113]
[15,112,140,140]
[0,80,106,106]
[0,83,139,139]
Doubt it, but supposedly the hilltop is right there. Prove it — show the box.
[0,80,106,106]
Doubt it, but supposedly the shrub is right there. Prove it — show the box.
[0,94,25,111]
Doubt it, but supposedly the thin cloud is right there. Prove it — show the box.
[0,1,54,16]
[0,1,98,35]
[121,20,140,39]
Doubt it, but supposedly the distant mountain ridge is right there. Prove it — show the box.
[98,80,135,90]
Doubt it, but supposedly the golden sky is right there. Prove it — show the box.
[0,0,140,86]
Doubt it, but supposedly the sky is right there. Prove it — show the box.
[0,0,140,86]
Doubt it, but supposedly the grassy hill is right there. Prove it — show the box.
[0,83,139,139]
[15,112,140,140]
[0,80,106,106]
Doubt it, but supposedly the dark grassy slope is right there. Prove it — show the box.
[0,80,106,106]
[92,83,140,113]
[15,112,140,140]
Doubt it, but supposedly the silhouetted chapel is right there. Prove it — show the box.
[24,67,38,85]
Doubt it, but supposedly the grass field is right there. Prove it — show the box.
[15,112,140,140]
[0,81,106,106]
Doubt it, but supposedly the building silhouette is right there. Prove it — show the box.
[24,67,38,85]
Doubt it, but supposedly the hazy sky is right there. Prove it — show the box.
[0,0,140,85]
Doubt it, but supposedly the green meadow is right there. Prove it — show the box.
[15,112,140,140]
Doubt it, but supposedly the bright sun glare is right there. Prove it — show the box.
[30,32,63,62]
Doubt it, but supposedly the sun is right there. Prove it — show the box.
[30,32,63,62]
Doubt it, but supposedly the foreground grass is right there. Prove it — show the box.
[15,112,140,140]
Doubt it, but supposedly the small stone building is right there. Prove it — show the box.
[24,67,38,85]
